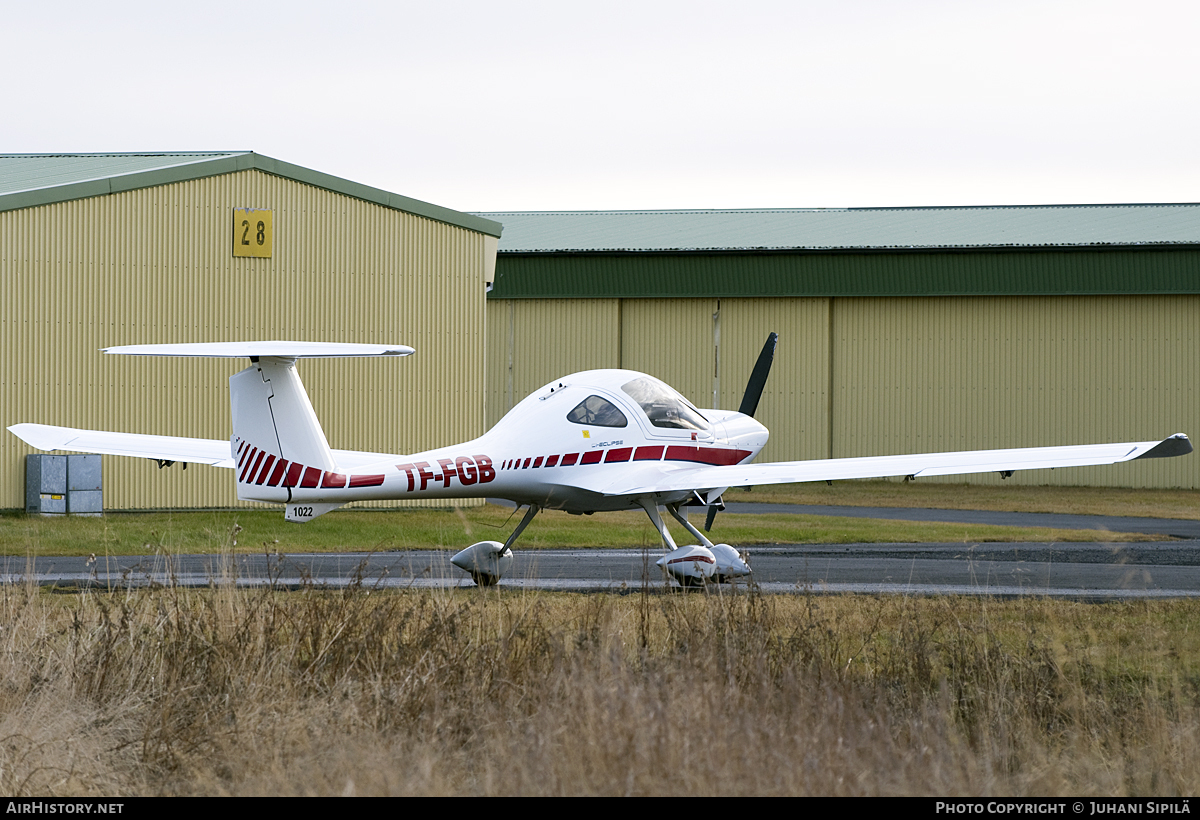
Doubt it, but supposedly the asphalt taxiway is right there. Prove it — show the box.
[6,503,1200,598]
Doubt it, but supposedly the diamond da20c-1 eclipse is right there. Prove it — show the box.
[9,336,1192,586]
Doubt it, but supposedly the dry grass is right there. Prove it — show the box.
[1,576,1198,796]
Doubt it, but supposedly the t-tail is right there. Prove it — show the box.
[230,357,340,505]
[106,341,412,521]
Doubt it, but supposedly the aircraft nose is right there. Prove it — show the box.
[719,413,770,453]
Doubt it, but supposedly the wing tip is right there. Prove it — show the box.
[1133,433,1193,460]
[7,423,67,451]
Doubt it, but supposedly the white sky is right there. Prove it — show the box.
[4,0,1198,212]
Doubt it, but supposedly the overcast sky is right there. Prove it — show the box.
[4,0,1198,212]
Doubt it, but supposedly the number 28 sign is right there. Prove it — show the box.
[232,208,273,258]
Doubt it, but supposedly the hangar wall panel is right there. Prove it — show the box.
[2,170,491,510]
[485,299,620,424]
[716,298,831,464]
[617,298,831,464]
[831,296,1199,488]
[619,300,716,409]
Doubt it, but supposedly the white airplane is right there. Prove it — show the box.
[8,338,1193,586]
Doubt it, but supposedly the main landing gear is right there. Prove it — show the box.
[638,499,752,587]
[449,499,751,588]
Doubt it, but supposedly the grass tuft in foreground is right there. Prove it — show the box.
[0,578,1198,796]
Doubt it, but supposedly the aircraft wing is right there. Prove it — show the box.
[574,434,1193,497]
[8,423,236,468]
[9,423,403,472]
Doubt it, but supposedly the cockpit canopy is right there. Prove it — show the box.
[620,376,710,431]
[566,395,628,428]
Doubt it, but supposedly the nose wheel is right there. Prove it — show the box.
[450,504,538,586]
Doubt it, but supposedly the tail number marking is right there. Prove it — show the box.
[397,455,495,492]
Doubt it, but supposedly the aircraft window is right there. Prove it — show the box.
[566,395,628,428]
[621,377,709,431]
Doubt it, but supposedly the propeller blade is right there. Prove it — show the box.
[738,332,778,418]
[704,504,719,532]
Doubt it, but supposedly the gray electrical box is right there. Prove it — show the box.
[26,454,67,515]
[26,454,102,516]
[67,454,103,515]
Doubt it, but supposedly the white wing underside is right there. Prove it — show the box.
[6,424,394,471]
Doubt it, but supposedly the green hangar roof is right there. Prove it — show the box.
[1,152,502,237]
[475,206,1200,299]
[478,206,1200,252]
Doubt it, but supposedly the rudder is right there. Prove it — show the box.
[231,357,338,500]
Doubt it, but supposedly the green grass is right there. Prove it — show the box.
[0,501,1167,557]
[741,479,1200,519]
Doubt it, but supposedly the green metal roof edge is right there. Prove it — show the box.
[487,247,1200,299]
[495,243,1200,255]
[0,152,503,238]
[246,154,502,236]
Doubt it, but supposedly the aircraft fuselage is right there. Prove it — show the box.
[234,369,768,513]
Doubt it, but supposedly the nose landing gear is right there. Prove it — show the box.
[450,504,539,586]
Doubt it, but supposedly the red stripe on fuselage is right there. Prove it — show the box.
[668,554,715,565]
[664,446,751,466]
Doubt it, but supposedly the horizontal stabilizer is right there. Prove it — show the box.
[8,423,234,467]
[103,341,414,359]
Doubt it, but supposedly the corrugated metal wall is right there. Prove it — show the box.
[832,295,1199,487]
[2,170,491,509]
[716,298,831,464]
[486,299,621,421]
[487,295,1199,488]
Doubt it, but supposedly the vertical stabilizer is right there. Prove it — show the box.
[230,357,338,500]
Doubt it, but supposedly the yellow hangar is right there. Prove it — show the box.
[1,152,502,511]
